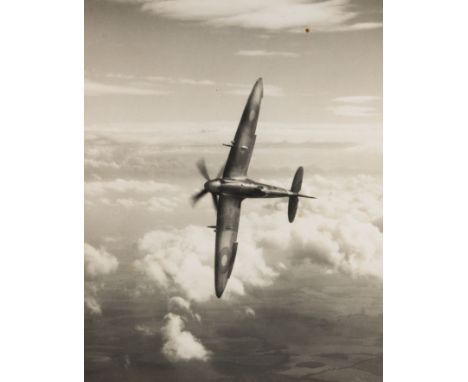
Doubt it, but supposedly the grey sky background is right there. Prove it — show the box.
[85,1,382,381]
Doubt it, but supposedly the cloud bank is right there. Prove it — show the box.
[134,225,277,302]
[85,79,167,96]
[132,174,381,306]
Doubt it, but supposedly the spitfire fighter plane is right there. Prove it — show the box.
[192,78,315,298]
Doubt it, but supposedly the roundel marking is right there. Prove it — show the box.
[249,109,256,122]
[221,254,228,267]
[219,247,230,273]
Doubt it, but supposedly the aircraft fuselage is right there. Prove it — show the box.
[204,178,293,199]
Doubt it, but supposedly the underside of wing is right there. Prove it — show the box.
[223,78,263,179]
[214,195,242,297]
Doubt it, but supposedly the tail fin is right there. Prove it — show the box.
[291,166,303,193]
[288,167,316,222]
[288,167,304,222]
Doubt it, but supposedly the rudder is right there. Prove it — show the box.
[291,166,303,193]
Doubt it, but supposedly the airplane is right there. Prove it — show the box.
[192,78,316,298]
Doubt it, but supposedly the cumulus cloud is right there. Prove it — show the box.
[132,174,381,305]
[84,243,119,277]
[134,225,277,302]
[168,296,201,321]
[117,0,381,33]
[85,79,168,96]
[245,175,383,278]
[236,50,299,58]
[161,313,211,362]
[84,244,119,315]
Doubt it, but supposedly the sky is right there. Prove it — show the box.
[84,0,382,381]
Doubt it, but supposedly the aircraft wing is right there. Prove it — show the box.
[214,195,242,297]
[223,78,263,179]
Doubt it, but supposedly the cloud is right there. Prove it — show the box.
[84,243,119,277]
[328,21,383,32]
[84,291,102,315]
[168,296,201,321]
[146,76,215,86]
[85,179,178,196]
[226,83,285,97]
[134,225,277,302]
[90,73,286,100]
[168,296,191,313]
[111,196,181,213]
[132,174,381,304]
[148,197,181,212]
[84,244,119,315]
[85,79,168,96]
[120,0,382,33]
[236,50,299,58]
[329,105,376,117]
[85,158,121,170]
[330,95,379,117]
[245,175,383,278]
[134,227,213,301]
[333,96,380,104]
[244,307,256,318]
[161,313,211,362]
[135,324,158,336]
[286,214,382,277]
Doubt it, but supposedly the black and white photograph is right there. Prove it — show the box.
[5,1,468,382]
[85,1,382,381]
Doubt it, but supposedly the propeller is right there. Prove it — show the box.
[191,188,208,205]
[196,158,210,181]
[191,158,220,210]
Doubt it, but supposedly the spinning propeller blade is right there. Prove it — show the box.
[217,164,225,179]
[196,158,210,181]
[192,158,221,211]
[191,189,208,206]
